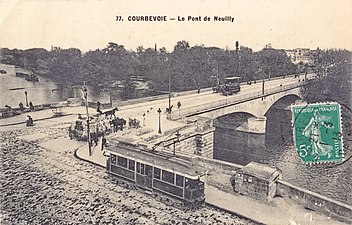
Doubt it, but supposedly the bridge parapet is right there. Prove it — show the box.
[170,81,307,120]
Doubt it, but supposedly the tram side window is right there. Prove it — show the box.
[111,155,117,165]
[117,156,127,168]
[176,174,184,187]
[154,167,161,179]
[136,162,145,175]
[162,170,175,184]
[128,159,135,171]
[145,165,152,178]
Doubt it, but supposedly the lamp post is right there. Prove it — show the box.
[83,84,92,156]
[165,57,171,112]
[157,108,162,134]
[105,50,113,108]
[173,131,181,155]
[261,79,265,100]
[24,91,28,106]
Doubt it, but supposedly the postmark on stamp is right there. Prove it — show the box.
[292,102,343,164]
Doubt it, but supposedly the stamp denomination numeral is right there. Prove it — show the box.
[298,144,310,157]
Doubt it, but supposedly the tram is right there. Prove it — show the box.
[213,76,241,96]
[105,136,206,209]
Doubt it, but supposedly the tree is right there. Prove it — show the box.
[174,40,190,51]
[120,79,137,100]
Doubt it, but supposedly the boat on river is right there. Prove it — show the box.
[25,74,39,82]
[16,72,39,82]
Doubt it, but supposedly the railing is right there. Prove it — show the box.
[116,73,308,107]
[170,81,307,120]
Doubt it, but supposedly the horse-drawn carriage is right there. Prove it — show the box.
[69,113,127,141]
[128,118,141,129]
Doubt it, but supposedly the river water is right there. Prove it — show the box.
[214,108,351,205]
[0,70,113,107]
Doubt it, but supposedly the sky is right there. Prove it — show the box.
[0,0,351,52]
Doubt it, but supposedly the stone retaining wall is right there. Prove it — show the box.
[276,180,352,223]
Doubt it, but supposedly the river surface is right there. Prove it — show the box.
[0,68,114,107]
[214,108,351,205]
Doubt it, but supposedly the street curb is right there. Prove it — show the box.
[73,148,105,169]
[0,113,73,127]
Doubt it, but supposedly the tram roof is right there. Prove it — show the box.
[224,76,241,80]
[106,136,206,179]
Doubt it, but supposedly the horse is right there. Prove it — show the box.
[103,107,118,117]
[111,117,126,132]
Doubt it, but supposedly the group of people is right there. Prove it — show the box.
[89,132,108,151]
[165,101,182,114]
[18,101,34,111]
[69,111,125,145]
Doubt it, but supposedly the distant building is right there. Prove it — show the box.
[285,48,313,65]
[263,43,272,49]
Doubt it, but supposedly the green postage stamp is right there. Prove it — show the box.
[292,102,343,164]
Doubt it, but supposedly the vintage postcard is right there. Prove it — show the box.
[0,0,351,224]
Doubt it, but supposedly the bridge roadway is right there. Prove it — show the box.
[113,73,313,138]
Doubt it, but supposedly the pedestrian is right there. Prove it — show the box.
[26,115,30,126]
[26,115,34,126]
[29,101,34,111]
[101,135,107,151]
[19,102,24,111]
[97,101,102,114]
[143,113,146,126]
[94,133,99,146]
[68,125,75,140]
[177,101,181,109]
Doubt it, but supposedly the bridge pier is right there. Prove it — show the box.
[194,128,215,158]
[247,116,267,134]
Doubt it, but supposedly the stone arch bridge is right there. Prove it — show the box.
[170,82,305,134]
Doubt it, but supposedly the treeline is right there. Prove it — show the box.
[1,41,298,94]
[302,49,352,153]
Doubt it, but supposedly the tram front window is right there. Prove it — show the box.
[185,178,199,189]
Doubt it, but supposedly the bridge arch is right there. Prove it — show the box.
[195,87,303,134]
[213,111,265,134]
[262,93,303,117]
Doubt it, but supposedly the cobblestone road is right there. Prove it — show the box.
[0,122,257,225]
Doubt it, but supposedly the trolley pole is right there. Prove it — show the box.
[173,131,181,155]
[83,83,92,156]
[168,72,171,112]
[24,91,28,106]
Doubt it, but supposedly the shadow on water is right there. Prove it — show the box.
[214,108,352,205]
